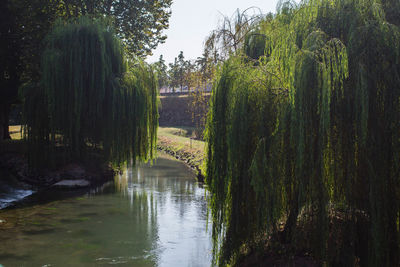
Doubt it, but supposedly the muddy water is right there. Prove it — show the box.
[0,153,212,266]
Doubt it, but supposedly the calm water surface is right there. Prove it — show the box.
[0,153,212,266]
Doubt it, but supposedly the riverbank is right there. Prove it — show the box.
[0,149,114,209]
[156,127,206,182]
[0,126,115,209]
[2,152,113,186]
[0,126,204,208]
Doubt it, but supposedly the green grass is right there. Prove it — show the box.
[9,125,23,140]
[157,126,206,174]
[157,127,205,152]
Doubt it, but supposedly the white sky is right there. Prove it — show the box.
[146,0,280,64]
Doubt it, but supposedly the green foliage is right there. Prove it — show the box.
[206,0,400,266]
[51,0,173,57]
[168,51,192,92]
[0,0,24,139]
[244,32,266,60]
[153,55,169,89]
[23,18,158,168]
[0,0,21,103]
[1,0,171,138]
[189,89,208,140]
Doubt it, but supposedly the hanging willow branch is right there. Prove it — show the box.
[206,0,400,266]
[23,17,158,168]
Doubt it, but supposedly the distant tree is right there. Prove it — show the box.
[195,49,217,85]
[183,60,196,92]
[167,51,188,93]
[188,68,209,140]
[177,51,186,91]
[168,58,179,93]
[154,55,169,90]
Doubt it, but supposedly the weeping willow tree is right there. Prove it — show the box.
[206,0,400,266]
[23,17,158,168]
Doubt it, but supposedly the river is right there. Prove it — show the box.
[0,153,212,266]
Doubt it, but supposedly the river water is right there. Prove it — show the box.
[0,170,34,210]
[0,153,212,266]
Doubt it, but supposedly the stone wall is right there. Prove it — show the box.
[158,94,210,127]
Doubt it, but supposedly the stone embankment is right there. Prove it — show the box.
[158,94,210,127]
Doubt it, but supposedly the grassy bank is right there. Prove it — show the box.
[157,127,206,180]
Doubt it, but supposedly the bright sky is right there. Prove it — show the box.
[146,0,280,65]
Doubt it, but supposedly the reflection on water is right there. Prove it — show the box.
[0,153,212,266]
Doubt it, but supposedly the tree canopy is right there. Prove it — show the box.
[24,18,158,168]
[59,0,173,57]
[206,0,400,266]
[0,0,171,141]
[0,0,22,139]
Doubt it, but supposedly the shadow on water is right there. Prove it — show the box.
[6,180,115,210]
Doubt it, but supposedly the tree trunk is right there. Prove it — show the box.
[3,104,11,139]
[0,103,11,140]
[0,111,3,140]
[284,185,299,244]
